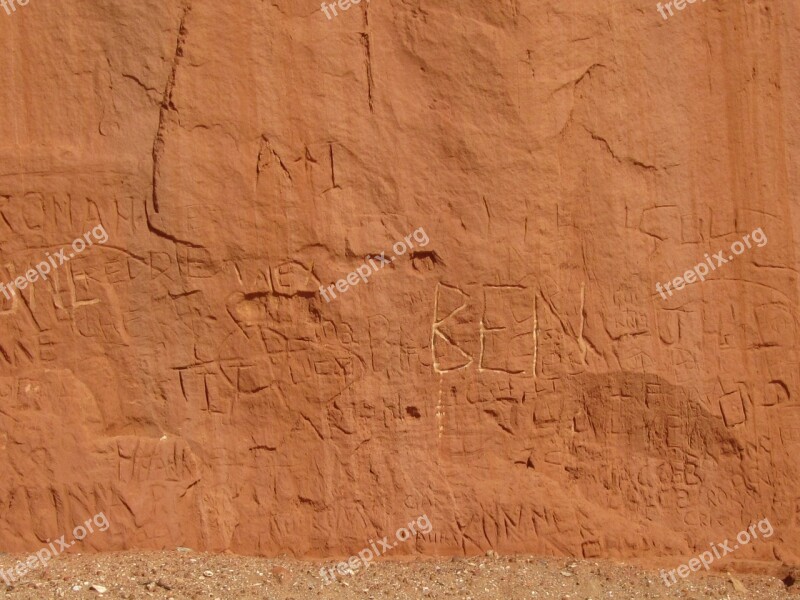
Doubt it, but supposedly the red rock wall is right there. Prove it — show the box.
[0,0,798,567]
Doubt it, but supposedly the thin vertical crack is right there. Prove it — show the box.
[360,33,374,113]
[152,4,192,213]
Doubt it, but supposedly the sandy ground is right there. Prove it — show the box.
[0,551,796,599]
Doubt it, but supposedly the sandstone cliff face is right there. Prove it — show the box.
[0,0,798,568]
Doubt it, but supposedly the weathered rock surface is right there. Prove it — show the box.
[0,0,798,570]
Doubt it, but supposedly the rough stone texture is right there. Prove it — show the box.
[0,0,798,572]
